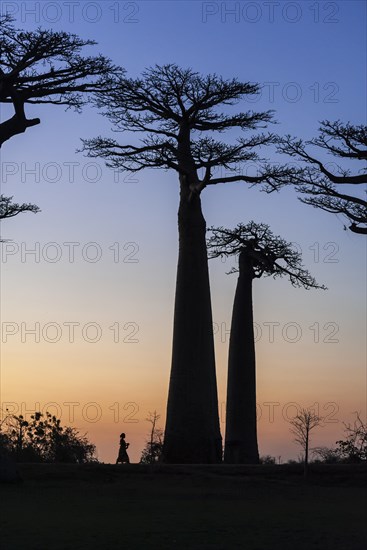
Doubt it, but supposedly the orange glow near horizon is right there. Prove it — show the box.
[1,2,366,466]
[1,332,364,464]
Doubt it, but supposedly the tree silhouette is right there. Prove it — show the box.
[82,64,295,463]
[0,193,40,241]
[0,410,96,463]
[0,14,121,147]
[335,412,367,463]
[289,408,322,476]
[0,194,39,220]
[207,222,325,464]
[140,410,164,464]
[0,15,121,231]
[277,121,367,234]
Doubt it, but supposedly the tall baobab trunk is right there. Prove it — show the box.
[163,178,222,463]
[224,250,260,464]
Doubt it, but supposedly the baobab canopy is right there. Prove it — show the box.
[207,222,326,290]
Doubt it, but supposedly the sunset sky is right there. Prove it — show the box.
[0,0,366,463]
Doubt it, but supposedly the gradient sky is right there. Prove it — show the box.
[0,0,366,463]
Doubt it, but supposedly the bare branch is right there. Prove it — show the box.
[276,122,367,234]
[0,194,40,220]
[83,64,293,196]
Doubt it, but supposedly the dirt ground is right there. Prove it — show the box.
[1,463,366,549]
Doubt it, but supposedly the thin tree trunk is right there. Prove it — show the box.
[224,251,260,464]
[149,417,155,464]
[163,179,222,463]
[304,433,309,476]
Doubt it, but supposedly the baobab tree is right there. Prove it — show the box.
[289,408,323,476]
[0,14,121,147]
[277,121,367,234]
[207,222,325,464]
[0,14,121,231]
[82,64,295,463]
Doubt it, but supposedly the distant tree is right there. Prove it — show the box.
[335,413,367,463]
[260,455,276,465]
[289,408,323,476]
[286,459,299,465]
[0,411,29,460]
[311,414,367,464]
[312,446,341,464]
[0,431,9,453]
[207,222,325,464]
[278,121,367,234]
[0,411,96,463]
[0,431,19,483]
[140,410,164,464]
[82,64,295,463]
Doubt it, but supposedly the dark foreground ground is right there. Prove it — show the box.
[1,463,366,550]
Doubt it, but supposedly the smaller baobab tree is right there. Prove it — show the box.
[289,408,323,476]
[207,222,325,464]
[277,121,367,234]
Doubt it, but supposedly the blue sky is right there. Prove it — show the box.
[0,1,366,462]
